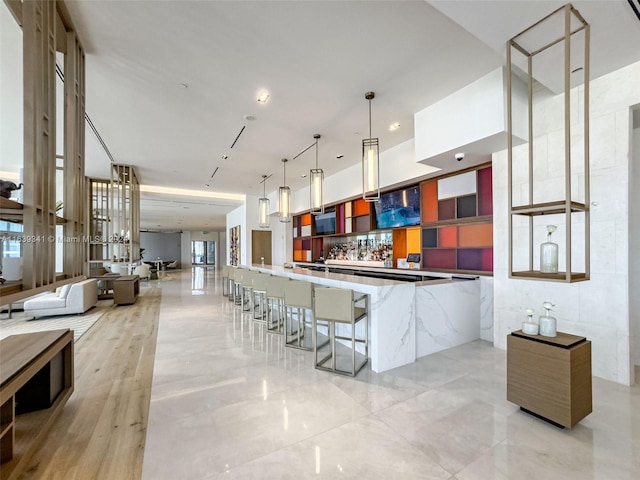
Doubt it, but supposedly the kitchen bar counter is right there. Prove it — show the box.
[246,264,485,373]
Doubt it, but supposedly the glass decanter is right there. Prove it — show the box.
[540,225,559,273]
[522,308,539,335]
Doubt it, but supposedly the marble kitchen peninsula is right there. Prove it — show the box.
[247,265,484,373]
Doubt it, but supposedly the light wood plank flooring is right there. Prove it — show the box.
[16,286,161,480]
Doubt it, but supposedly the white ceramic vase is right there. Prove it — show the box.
[539,314,557,337]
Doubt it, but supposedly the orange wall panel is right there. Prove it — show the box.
[438,226,457,248]
[353,198,369,217]
[421,181,438,223]
[458,223,493,247]
[406,227,421,253]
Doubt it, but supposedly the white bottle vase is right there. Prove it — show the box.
[539,314,557,337]
[522,321,539,335]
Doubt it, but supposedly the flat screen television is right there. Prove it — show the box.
[374,186,421,229]
[314,210,336,235]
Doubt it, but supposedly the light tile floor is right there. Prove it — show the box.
[142,268,640,479]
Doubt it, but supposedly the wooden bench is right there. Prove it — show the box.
[0,329,74,480]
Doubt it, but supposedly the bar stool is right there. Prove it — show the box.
[284,280,315,351]
[240,270,255,312]
[222,265,230,297]
[313,288,369,377]
[227,266,237,302]
[266,275,288,334]
[251,272,269,322]
[232,268,245,306]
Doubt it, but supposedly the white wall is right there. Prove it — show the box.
[140,232,181,266]
[180,230,226,269]
[630,119,640,376]
[414,68,527,164]
[180,231,191,268]
[0,4,23,175]
[225,195,266,266]
[492,61,640,385]
[291,139,439,216]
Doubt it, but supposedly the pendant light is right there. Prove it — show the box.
[258,174,270,228]
[278,158,291,223]
[362,91,380,202]
[310,134,324,215]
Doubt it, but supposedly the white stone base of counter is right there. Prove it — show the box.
[415,281,480,358]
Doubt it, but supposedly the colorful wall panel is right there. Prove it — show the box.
[421,164,493,273]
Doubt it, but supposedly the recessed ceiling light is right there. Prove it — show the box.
[257,90,270,103]
[336,154,344,159]
[179,83,188,89]
[244,114,256,121]
[388,122,401,131]
[301,174,307,178]
[221,155,228,160]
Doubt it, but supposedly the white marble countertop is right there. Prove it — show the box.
[292,261,478,280]
[248,264,404,292]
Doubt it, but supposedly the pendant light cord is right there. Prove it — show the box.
[283,159,287,186]
[368,97,372,142]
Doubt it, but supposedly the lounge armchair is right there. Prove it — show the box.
[132,264,151,280]
[165,260,178,269]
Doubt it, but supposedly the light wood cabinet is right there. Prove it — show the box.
[507,330,592,428]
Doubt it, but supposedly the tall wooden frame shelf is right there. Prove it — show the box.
[110,164,140,264]
[0,0,87,306]
[507,4,590,283]
[88,165,140,270]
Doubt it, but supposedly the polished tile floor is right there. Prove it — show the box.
[142,268,640,479]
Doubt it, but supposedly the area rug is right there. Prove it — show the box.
[0,300,113,343]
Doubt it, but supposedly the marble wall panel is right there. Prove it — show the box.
[415,280,480,358]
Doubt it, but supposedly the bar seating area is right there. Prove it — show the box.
[228,267,368,376]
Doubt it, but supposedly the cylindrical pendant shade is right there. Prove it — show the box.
[258,197,270,228]
[362,137,380,201]
[278,186,291,222]
[310,168,324,214]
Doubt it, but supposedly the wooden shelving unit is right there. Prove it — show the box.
[507,4,590,283]
[1,0,87,303]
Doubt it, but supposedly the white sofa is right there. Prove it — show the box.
[23,278,98,318]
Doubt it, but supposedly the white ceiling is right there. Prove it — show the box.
[61,0,640,231]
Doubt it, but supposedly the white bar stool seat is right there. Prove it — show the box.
[284,279,315,351]
[222,265,230,296]
[232,268,245,306]
[313,287,369,377]
[266,276,288,334]
[251,272,269,322]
